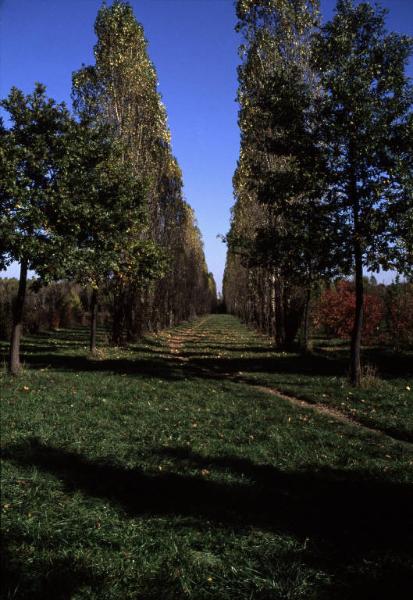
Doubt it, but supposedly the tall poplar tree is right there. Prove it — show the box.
[226,0,330,348]
[72,1,169,344]
[72,1,215,341]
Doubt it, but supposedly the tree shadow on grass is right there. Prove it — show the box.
[0,346,345,389]
[185,346,412,380]
[361,347,413,377]
[2,439,412,598]
[3,324,411,382]
[1,537,101,600]
[185,351,349,378]
[0,347,188,381]
[6,335,332,382]
[23,328,103,345]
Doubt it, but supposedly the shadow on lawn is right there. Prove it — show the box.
[0,342,187,381]
[0,341,348,381]
[2,325,411,381]
[3,439,413,598]
[1,537,101,600]
[186,351,349,377]
[188,345,412,379]
[15,335,413,379]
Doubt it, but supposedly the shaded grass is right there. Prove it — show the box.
[1,315,413,599]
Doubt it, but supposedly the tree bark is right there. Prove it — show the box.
[351,238,364,386]
[301,287,312,354]
[90,288,98,354]
[126,291,145,342]
[112,287,127,346]
[270,272,276,338]
[9,258,28,375]
[349,155,363,386]
[275,277,286,348]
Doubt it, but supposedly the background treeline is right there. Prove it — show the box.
[0,280,94,340]
[224,0,413,385]
[224,273,413,349]
[0,1,216,373]
[0,274,217,343]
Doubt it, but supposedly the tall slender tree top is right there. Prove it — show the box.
[73,0,171,175]
[236,0,320,68]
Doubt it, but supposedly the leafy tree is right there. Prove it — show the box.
[312,0,413,384]
[57,117,159,352]
[0,84,73,374]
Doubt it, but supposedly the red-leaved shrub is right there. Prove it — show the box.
[316,280,384,342]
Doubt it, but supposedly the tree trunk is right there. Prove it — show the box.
[112,287,127,346]
[275,278,286,348]
[90,288,98,354]
[126,291,145,342]
[270,272,276,338]
[9,258,28,375]
[350,239,364,386]
[349,155,363,386]
[301,287,312,354]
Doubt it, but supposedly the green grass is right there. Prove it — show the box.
[1,315,412,599]
[176,317,413,442]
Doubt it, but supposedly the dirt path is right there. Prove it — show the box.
[157,317,208,362]
[252,383,405,442]
[155,316,411,447]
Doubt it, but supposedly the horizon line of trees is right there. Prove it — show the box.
[0,0,216,375]
[224,0,413,385]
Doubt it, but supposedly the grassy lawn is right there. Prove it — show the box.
[1,315,412,599]
[183,318,413,443]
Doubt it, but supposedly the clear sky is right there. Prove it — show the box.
[1,0,412,290]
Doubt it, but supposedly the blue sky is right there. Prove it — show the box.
[1,0,412,290]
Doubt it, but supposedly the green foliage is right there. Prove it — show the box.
[72,0,169,173]
[225,0,412,364]
[0,84,75,280]
[312,0,413,276]
[310,0,413,384]
[226,0,331,346]
[72,1,215,339]
[60,119,150,288]
[231,0,336,282]
[0,279,94,339]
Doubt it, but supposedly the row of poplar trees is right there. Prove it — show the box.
[224,0,413,385]
[0,1,216,375]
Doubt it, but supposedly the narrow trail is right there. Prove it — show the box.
[154,315,411,448]
[233,378,412,448]
[157,316,209,362]
[253,384,408,445]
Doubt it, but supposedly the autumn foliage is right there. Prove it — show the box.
[315,281,384,342]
